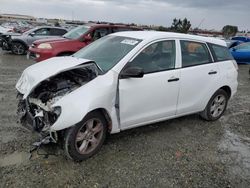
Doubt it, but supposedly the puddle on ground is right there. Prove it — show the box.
[219,130,250,177]
[0,151,29,167]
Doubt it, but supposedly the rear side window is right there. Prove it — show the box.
[112,27,133,32]
[181,40,212,68]
[209,44,234,61]
[51,28,67,36]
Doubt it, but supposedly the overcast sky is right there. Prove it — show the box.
[1,0,250,31]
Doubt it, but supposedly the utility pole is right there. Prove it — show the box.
[197,18,205,29]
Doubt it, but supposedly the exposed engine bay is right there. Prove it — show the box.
[17,63,99,139]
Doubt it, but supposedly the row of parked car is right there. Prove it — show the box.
[226,36,250,64]
[1,24,250,65]
[0,23,141,60]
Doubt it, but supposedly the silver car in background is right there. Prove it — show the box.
[0,26,68,55]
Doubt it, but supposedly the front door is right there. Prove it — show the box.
[119,40,180,129]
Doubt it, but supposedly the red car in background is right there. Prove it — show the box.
[28,24,142,62]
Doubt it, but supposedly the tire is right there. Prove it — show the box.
[63,111,107,161]
[11,42,27,55]
[200,89,229,121]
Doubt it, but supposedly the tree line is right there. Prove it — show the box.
[158,18,239,38]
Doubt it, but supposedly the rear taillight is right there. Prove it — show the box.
[232,60,238,71]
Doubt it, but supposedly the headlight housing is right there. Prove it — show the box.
[53,106,61,117]
[48,106,62,125]
[37,43,52,49]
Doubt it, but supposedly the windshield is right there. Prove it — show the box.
[235,42,250,50]
[73,35,142,72]
[63,25,89,39]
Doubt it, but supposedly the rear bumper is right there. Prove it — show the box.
[28,47,56,62]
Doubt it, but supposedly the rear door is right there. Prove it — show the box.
[177,40,220,115]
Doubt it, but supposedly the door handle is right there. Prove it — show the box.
[168,77,179,82]
[208,71,217,75]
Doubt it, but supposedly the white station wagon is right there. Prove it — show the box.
[16,31,238,161]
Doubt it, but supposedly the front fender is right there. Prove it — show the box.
[50,70,120,133]
[11,38,28,48]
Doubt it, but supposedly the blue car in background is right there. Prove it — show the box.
[225,40,243,49]
[231,36,250,42]
[230,42,250,64]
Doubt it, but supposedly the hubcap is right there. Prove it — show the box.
[75,118,103,155]
[13,44,25,54]
[210,94,226,118]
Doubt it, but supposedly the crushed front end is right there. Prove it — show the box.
[16,63,99,145]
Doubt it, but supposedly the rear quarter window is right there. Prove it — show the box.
[209,44,234,62]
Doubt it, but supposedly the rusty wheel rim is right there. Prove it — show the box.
[75,118,104,155]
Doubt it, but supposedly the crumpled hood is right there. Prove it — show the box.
[16,56,92,98]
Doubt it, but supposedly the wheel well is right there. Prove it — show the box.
[89,108,112,132]
[220,86,231,98]
[11,40,28,49]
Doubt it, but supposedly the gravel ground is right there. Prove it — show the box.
[0,49,250,188]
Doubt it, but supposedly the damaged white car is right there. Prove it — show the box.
[16,31,238,161]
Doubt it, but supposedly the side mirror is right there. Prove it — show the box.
[232,48,236,51]
[120,66,144,79]
[29,32,35,37]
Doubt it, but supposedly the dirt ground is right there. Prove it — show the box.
[0,49,250,188]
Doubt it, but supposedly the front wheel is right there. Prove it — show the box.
[200,89,229,121]
[63,111,107,161]
[11,42,27,55]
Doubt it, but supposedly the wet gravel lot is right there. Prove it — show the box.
[0,49,249,188]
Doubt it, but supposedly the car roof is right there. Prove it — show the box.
[85,23,140,29]
[35,26,67,30]
[112,31,226,46]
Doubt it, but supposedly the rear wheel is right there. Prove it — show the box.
[63,111,107,161]
[200,89,229,121]
[11,42,27,55]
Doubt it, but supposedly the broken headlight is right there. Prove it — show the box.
[52,106,61,117]
[49,106,61,125]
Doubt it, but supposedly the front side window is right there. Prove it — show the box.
[73,35,141,73]
[63,25,90,39]
[127,40,176,74]
[209,44,234,61]
[181,40,212,67]
[34,28,50,36]
[92,28,109,41]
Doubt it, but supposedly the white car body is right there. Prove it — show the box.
[16,31,238,136]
